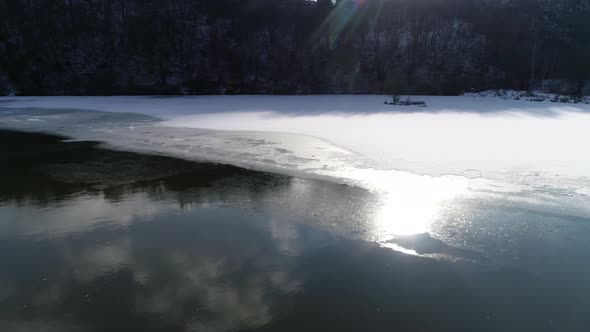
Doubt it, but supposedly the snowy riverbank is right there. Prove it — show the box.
[463,89,590,104]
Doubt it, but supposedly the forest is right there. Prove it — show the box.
[1,0,589,95]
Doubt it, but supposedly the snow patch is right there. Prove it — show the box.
[463,89,590,104]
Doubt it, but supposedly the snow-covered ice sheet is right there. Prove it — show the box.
[2,95,590,240]
[2,95,590,178]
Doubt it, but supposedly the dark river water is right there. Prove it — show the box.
[0,130,589,332]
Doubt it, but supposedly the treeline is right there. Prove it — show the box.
[1,0,589,96]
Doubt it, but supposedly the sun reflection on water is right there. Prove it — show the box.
[345,168,469,239]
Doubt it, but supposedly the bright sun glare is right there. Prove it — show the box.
[348,169,469,238]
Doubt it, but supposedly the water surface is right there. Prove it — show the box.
[1,130,589,331]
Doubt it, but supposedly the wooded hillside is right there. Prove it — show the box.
[1,0,589,95]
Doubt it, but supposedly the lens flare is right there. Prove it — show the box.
[314,0,371,48]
